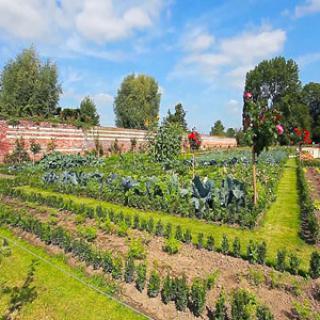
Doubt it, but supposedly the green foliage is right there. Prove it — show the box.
[147,270,161,297]
[257,242,267,265]
[0,238,11,263]
[226,128,236,138]
[197,232,204,249]
[231,288,256,320]
[0,47,61,119]
[275,249,287,272]
[135,262,147,292]
[183,229,192,244]
[175,225,183,241]
[163,237,180,255]
[248,268,265,287]
[114,74,160,129]
[214,290,227,320]
[221,234,229,254]
[150,122,183,162]
[256,305,274,320]
[292,300,313,320]
[310,251,320,279]
[163,103,188,131]
[247,240,258,264]
[4,138,30,164]
[155,220,164,236]
[190,278,206,316]
[174,275,189,311]
[77,226,97,242]
[79,96,99,126]
[206,270,219,290]
[124,256,135,283]
[210,120,225,136]
[128,238,145,260]
[164,222,172,239]
[161,274,175,304]
[233,237,241,258]
[111,256,123,280]
[29,139,41,163]
[206,235,215,251]
[289,253,301,275]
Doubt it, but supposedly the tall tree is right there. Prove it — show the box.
[244,56,311,139]
[114,74,160,129]
[210,120,225,136]
[79,96,99,126]
[225,127,236,138]
[0,47,61,119]
[163,103,188,131]
[303,82,320,142]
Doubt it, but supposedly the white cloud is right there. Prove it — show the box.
[294,0,320,17]
[182,27,215,52]
[0,0,166,45]
[93,92,114,106]
[171,26,286,89]
[226,99,241,114]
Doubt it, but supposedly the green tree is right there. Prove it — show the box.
[303,82,320,141]
[79,96,99,126]
[0,47,61,119]
[244,56,311,138]
[226,128,236,138]
[164,103,188,131]
[114,74,160,129]
[210,120,225,136]
[29,139,41,165]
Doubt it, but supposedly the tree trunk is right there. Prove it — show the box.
[252,149,258,206]
[192,152,195,178]
[299,144,302,162]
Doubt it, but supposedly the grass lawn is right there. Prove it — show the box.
[16,158,318,271]
[0,228,147,320]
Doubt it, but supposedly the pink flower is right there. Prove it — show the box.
[276,124,284,135]
[243,91,253,100]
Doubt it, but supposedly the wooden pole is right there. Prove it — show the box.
[252,148,257,206]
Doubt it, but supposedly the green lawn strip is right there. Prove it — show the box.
[16,158,318,270]
[0,228,147,320]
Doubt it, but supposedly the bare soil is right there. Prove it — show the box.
[2,197,320,320]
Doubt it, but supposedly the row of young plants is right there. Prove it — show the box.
[297,162,320,243]
[0,203,211,317]
[6,186,320,279]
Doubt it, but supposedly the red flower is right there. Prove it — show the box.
[188,132,196,140]
[243,91,253,100]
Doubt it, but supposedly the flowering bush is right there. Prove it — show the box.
[188,130,201,151]
[291,128,312,145]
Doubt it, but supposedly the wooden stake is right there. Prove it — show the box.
[252,148,257,206]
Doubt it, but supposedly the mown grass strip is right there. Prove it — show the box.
[0,228,148,320]
[16,158,318,270]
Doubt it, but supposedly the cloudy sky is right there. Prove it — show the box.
[0,0,319,132]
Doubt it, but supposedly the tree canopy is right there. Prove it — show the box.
[114,74,160,129]
[244,56,311,139]
[0,47,61,119]
[163,103,188,131]
[225,128,236,138]
[79,96,99,126]
[210,120,225,136]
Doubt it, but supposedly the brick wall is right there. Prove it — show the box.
[0,120,237,162]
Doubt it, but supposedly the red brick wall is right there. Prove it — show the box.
[0,120,237,162]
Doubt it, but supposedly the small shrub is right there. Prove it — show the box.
[310,251,320,279]
[161,274,175,304]
[197,233,204,249]
[221,234,229,254]
[233,237,241,258]
[191,278,206,316]
[247,240,258,264]
[124,257,135,283]
[292,300,312,320]
[135,262,147,292]
[214,290,227,320]
[111,256,123,279]
[139,218,147,231]
[155,220,164,236]
[117,220,128,237]
[133,214,140,229]
[256,305,274,320]
[163,237,180,255]
[248,268,265,287]
[183,229,192,244]
[275,249,287,272]
[128,238,145,259]
[175,225,183,241]
[77,226,97,242]
[75,214,86,225]
[289,253,301,275]
[206,270,220,290]
[257,242,267,265]
[146,217,154,233]
[164,223,172,239]
[174,275,189,311]
[206,235,215,251]
[147,271,161,297]
[231,288,257,320]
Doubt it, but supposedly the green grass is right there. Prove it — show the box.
[16,158,318,270]
[0,228,147,320]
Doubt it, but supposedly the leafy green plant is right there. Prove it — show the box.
[256,305,274,320]
[174,275,189,311]
[124,257,135,283]
[197,233,204,249]
[231,288,257,320]
[163,237,180,255]
[214,290,227,320]
[135,262,147,292]
[128,238,146,260]
[206,235,215,251]
[247,240,258,264]
[276,249,287,272]
[164,222,172,239]
[155,220,164,236]
[257,242,267,265]
[190,278,206,316]
[147,271,161,298]
[233,237,241,258]
[175,225,183,241]
[206,270,220,290]
[161,274,175,304]
[221,234,229,254]
[289,253,301,275]
[292,300,312,320]
[248,268,265,287]
[77,226,97,242]
[183,229,192,244]
[111,256,123,280]
[310,251,320,279]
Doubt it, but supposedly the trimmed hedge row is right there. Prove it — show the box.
[297,162,320,243]
[5,187,320,278]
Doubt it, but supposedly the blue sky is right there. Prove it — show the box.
[0,0,320,133]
